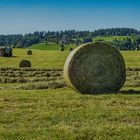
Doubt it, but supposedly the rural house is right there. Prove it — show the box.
[0,46,13,57]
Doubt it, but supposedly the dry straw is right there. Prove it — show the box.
[19,60,31,68]
[64,42,126,94]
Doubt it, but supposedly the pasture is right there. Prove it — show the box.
[29,36,128,51]
[30,43,76,51]
[0,48,140,140]
[0,48,140,69]
[94,36,128,41]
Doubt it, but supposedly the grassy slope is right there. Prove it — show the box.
[94,36,128,41]
[29,36,128,51]
[0,48,140,139]
[30,43,76,51]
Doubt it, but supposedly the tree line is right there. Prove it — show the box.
[104,37,140,50]
[0,28,140,50]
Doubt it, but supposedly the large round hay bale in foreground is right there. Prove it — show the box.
[27,50,32,55]
[64,42,126,94]
[19,60,31,68]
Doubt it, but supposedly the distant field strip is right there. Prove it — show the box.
[94,36,128,41]
[0,49,140,68]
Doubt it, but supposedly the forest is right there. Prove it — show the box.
[0,28,140,50]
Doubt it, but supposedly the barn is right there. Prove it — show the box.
[0,46,13,57]
[0,47,6,57]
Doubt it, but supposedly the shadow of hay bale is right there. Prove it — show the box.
[118,89,140,94]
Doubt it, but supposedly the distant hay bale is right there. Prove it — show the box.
[60,47,64,51]
[69,48,73,51]
[60,44,64,51]
[64,42,126,94]
[19,60,31,68]
[27,50,32,55]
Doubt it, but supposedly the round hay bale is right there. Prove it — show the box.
[27,50,32,55]
[19,60,31,68]
[60,47,64,51]
[64,42,126,94]
[60,44,64,51]
[69,48,73,51]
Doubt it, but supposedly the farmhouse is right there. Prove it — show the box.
[0,47,5,56]
[0,46,13,57]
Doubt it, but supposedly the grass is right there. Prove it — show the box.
[0,88,140,140]
[0,49,69,68]
[30,42,76,51]
[0,48,140,69]
[94,36,128,41]
[0,68,65,90]
[122,51,140,68]
[0,47,140,139]
[29,36,128,51]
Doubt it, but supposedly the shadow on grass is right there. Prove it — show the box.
[11,56,17,58]
[4,56,17,58]
[79,89,140,95]
[118,89,140,94]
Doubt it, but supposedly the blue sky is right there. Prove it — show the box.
[0,0,140,34]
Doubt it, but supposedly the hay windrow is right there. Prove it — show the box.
[0,67,65,90]
[64,42,126,94]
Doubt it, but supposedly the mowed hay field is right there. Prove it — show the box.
[0,48,140,140]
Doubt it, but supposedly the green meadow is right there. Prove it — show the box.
[0,48,140,69]
[0,46,140,139]
[30,43,76,51]
[0,49,69,68]
[94,36,128,41]
[29,36,128,51]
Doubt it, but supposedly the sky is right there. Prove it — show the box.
[0,0,140,34]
